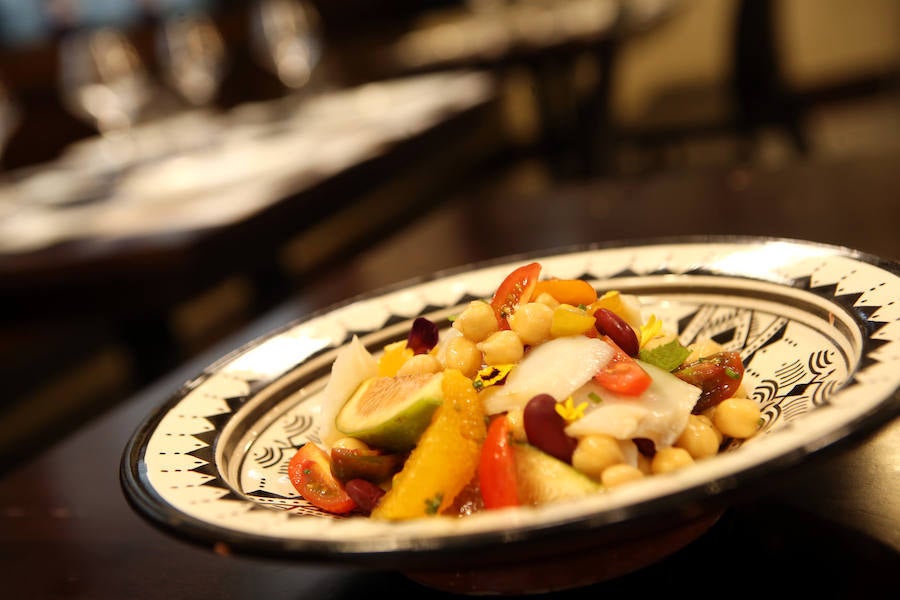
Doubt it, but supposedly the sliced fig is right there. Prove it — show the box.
[335,372,444,452]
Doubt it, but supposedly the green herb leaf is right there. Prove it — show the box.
[425,493,444,515]
[588,391,603,404]
[638,339,691,372]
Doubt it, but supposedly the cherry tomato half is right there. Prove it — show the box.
[674,351,745,413]
[288,443,357,514]
[490,262,542,329]
[594,336,652,396]
[479,415,520,509]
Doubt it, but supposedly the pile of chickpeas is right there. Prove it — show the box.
[391,293,762,492]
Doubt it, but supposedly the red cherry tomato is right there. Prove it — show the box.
[479,415,520,509]
[490,262,542,329]
[673,351,745,413]
[288,443,357,514]
[594,336,652,396]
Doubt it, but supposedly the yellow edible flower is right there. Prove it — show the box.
[640,314,663,348]
[473,363,515,391]
[555,396,587,423]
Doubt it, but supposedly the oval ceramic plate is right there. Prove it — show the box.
[121,237,900,593]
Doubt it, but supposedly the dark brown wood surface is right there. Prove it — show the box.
[1,151,898,598]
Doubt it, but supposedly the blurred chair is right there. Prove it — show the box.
[605,0,809,173]
[731,0,808,155]
[606,0,900,174]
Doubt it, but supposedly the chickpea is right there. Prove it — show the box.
[508,302,554,346]
[618,438,639,466]
[571,434,626,481]
[675,414,721,460]
[478,330,524,365]
[396,353,442,377]
[696,413,723,446]
[452,300,499,342]
[651,447,694,474]
[331,437,370,452]
[636,452,653,475]
[713,398,761,439]
[534,292,560,309]
[504,408,528,442]
[442,336,482,378]
[601,464,645,488]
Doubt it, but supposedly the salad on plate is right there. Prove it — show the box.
[288,262,761,519]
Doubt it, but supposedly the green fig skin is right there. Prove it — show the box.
[335,372,444,452]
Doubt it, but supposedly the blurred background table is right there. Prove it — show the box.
[0,68,504,466]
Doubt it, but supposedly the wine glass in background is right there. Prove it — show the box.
[57,26,153,169]
[156,12,227,109]
[249,0,323,95]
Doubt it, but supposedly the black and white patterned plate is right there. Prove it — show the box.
[121,237,899,573]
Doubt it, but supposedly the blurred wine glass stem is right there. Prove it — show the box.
[251,0,323,102]
[158,14,226,108]
[58,28,150,170]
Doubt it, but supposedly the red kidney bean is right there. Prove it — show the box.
[407,317,439,354]
[594,308,640,356]
[523,394,578,464]
[344,478,386,515]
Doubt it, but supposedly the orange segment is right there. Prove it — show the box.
[533,279,598,306]
[370,369,486,520]
[377,341,414,376]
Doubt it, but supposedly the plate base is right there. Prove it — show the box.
[403,511,723,595]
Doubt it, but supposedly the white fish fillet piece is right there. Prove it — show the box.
[483,336,614,415]
[565,361,700,448]
[318,335,378,447]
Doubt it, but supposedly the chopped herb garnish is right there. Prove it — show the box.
[724,366,740,379]
[588,391,603,404]
[425,493,444,515]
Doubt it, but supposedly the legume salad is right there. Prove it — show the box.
[287,262,761,519]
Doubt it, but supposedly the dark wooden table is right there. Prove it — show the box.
[1,151,898,598]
